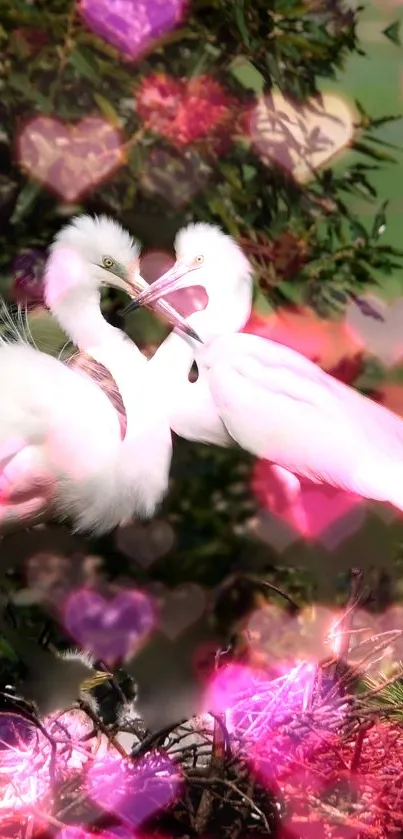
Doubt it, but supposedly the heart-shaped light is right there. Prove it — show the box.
[80,0,187,61]
[63,586,155,665]
[17,115,125,203]
[249,91,354,183]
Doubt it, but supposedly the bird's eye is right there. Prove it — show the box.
[102,256,115,269]
[195,255,204,265]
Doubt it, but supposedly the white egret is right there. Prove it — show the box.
[0,215,199,535]
[124,222,403,514]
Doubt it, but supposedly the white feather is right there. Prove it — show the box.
[147,222,403,515]
[0,215,173,535]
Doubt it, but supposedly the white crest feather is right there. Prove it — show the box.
[51,214,140,267]
[0,300,37,349]
[175,222,253,282]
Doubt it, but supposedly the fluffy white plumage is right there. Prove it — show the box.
[139,222,253,447]
[0,215,173,534]
[131,222,403,514]
[51,213,139,270]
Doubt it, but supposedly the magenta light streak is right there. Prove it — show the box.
[206,661,348,787]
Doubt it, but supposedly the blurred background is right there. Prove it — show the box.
[1,0,403,723]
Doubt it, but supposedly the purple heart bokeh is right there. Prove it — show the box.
[63,588,155,663]
[87,751,181,827]
[79,0,187,61]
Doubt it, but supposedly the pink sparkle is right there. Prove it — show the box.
[87,750,182,827]
[0,713,52,814]
[206,660,348,787]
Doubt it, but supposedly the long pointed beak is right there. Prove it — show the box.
[125,262,202,344]
[122,262,193,315]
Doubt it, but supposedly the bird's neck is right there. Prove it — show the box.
[187,286,252,342]
[51,289,115,350]
[52,291,145,438]
[149,329,196,386]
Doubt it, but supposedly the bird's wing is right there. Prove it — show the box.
[0,343,124,533]
[169,378,233,447]
[205,333,403,498]
[240,334,403,456]
[0,437,52,531]
[0,343,122,464]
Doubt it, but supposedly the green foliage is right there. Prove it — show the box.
[1,0,402,313]
[358,668,403,722]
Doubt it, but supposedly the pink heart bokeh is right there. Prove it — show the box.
[63,587,155,664]
[17,115,125,203]
[251,461,367,550]
[86,751,181,828]
[80,0,187,61]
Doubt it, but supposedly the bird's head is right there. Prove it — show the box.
[122,223,254,339]
[44,215,202,342]
[47,214,141,298]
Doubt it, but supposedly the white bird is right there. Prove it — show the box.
[124,222,403,515]
[0,215,197,535]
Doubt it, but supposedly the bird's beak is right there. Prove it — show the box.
[125,260,203,344]
[122,261,194,315]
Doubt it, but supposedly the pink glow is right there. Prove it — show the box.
[136,73,240,152]
[245,604,350,668]
[206,659,348,786]
[57,828,93,839]
[57,827,133,839]
[141,250,208,317]
[251,460,366,548]
[43,246,86,311]
[327,614,344,658]
[0,713,52,814]
[45,709,113,774]
[242,306,364,375]
[87,750,181,827]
